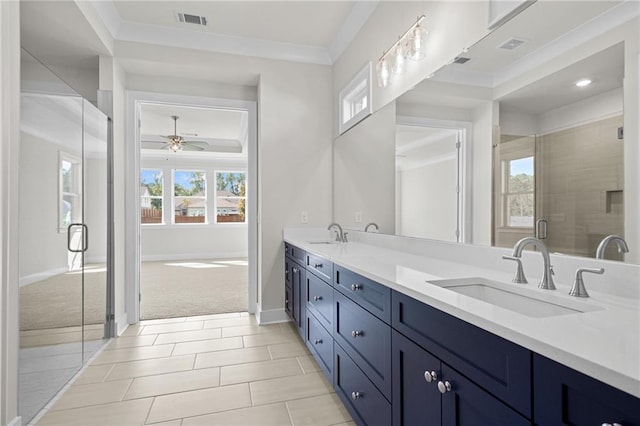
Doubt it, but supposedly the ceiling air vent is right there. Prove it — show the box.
[497,37,527,51]
[453,57,471,64]
[175,12,207,26]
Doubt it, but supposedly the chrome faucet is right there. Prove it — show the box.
[595,235,629,259]
[327,223,346,242]
[569,267,604,297]
[364,222,379,232]
[504,237,555,290]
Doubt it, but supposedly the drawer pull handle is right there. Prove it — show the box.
[601,424,623,426]
[437,380,452,394]
[351,391,362,400]
[313,296,323,301]
[314,339,322,344]
[351,330,363,338]
[351,283,363,291]
[424,370,438,383]
[314,263,323,268]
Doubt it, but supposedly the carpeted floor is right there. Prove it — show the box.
[20,259,248,330]
[140,259,248,320]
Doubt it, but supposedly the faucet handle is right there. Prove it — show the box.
[343,232,349,243]
[569,267,605,298]
[502,255,528,284]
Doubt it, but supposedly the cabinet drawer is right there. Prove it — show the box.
[534,354,640,425]
[334,291,391,400]
[335,344,391,426]
[392,290,531,417]
[306,272,333,331]
[307,253,333,282]
[285,242,305,263]
[334,265,391,324]
[306,311,333,383]
[285,284,292,318]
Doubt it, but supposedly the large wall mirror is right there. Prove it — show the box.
[333,1,639,263]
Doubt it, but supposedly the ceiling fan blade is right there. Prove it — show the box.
[181,144,205,151]
[182,141,210,148]
[141,141,169,149]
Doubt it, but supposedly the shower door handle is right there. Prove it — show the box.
[67,223,89,253]
[536,219,548,240]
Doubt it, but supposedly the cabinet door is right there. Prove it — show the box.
[534,354,640,426]
[291,263,306,338]
[392,330,442,426]
[440,364,530,426]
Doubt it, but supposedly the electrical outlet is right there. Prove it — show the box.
[355,211,362,223]
[301,211,309,224]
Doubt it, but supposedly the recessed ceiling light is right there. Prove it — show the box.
[576,79,592,87]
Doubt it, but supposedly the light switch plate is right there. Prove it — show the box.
[355,211,362,223]
[301,211,309,224]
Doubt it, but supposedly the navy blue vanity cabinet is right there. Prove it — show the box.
[334,290,392,400]
[533,354,640,426]
[335,344,392,426]
[307,253,333,283]
[392,290,532,418]
[284,243,306,339]
[305,310,333,383]
[306,272,333,331]
[392,330,529,426]
[334,265,391,323]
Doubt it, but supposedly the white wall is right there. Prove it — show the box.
[114,41,333,323]
[333,102,396,233]
[18,133,72,280]
[333,1,489,135]
[472,101,497,246]
[1,1,21,424]
[85,156,108,263]
[398,154,458,241]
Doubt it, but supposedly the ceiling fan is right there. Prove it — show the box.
[144,115,209,152]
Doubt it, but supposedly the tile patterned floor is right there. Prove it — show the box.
[34,313,354,426]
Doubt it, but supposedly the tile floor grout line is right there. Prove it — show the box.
[143,396,156,425]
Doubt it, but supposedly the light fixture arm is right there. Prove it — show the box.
[172,115,179,135]
[379,15,426,61]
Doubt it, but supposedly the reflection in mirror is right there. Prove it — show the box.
[332,1,637,263]
[493,42,625,260]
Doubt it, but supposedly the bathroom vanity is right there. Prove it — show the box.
[284,234,640,425]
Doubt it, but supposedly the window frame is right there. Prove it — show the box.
[58,151,82,233]
[172,169,208,225]
[214,171,247,224]
[338,62,372,135]
[501,155,535,229]
[140,168,164,225]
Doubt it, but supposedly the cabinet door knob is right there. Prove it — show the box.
[314,263,323,268]
[351,391,362,400]
[293,267,298,273]
[437,380,452,394]
[314,339,322,345]
[313,295,322,301]
[351,330,363,338]
[351,283,363,291]
[423,370,438,383]
[601,423,623,426]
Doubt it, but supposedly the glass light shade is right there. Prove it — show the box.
[392,44,407,75]
[408,25,428,61]
[377,58,390,87]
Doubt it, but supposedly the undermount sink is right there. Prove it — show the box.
[427,277,604,318]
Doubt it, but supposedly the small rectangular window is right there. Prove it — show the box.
[215,172,246,223]
[59,152,82,231]
[174,170,206,224]
[502,156,534,227]
[140,169,163,224]
[339,62,372,134]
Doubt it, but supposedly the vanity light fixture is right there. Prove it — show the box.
[576,79,592,87]
[376,15,427,87]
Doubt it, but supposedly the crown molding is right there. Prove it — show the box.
[329,1,380,63]
[88,0,377,66]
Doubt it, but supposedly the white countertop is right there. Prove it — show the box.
[284,234,640,399]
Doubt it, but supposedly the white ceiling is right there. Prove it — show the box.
[140,103,248,156]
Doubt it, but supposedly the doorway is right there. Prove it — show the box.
[127,93,258,323]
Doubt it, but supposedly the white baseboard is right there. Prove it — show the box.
[8,416,22,426]
[141,251,248,262]
[115,313,129,335]
[255,306,289,325]
[19,267,68,287]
